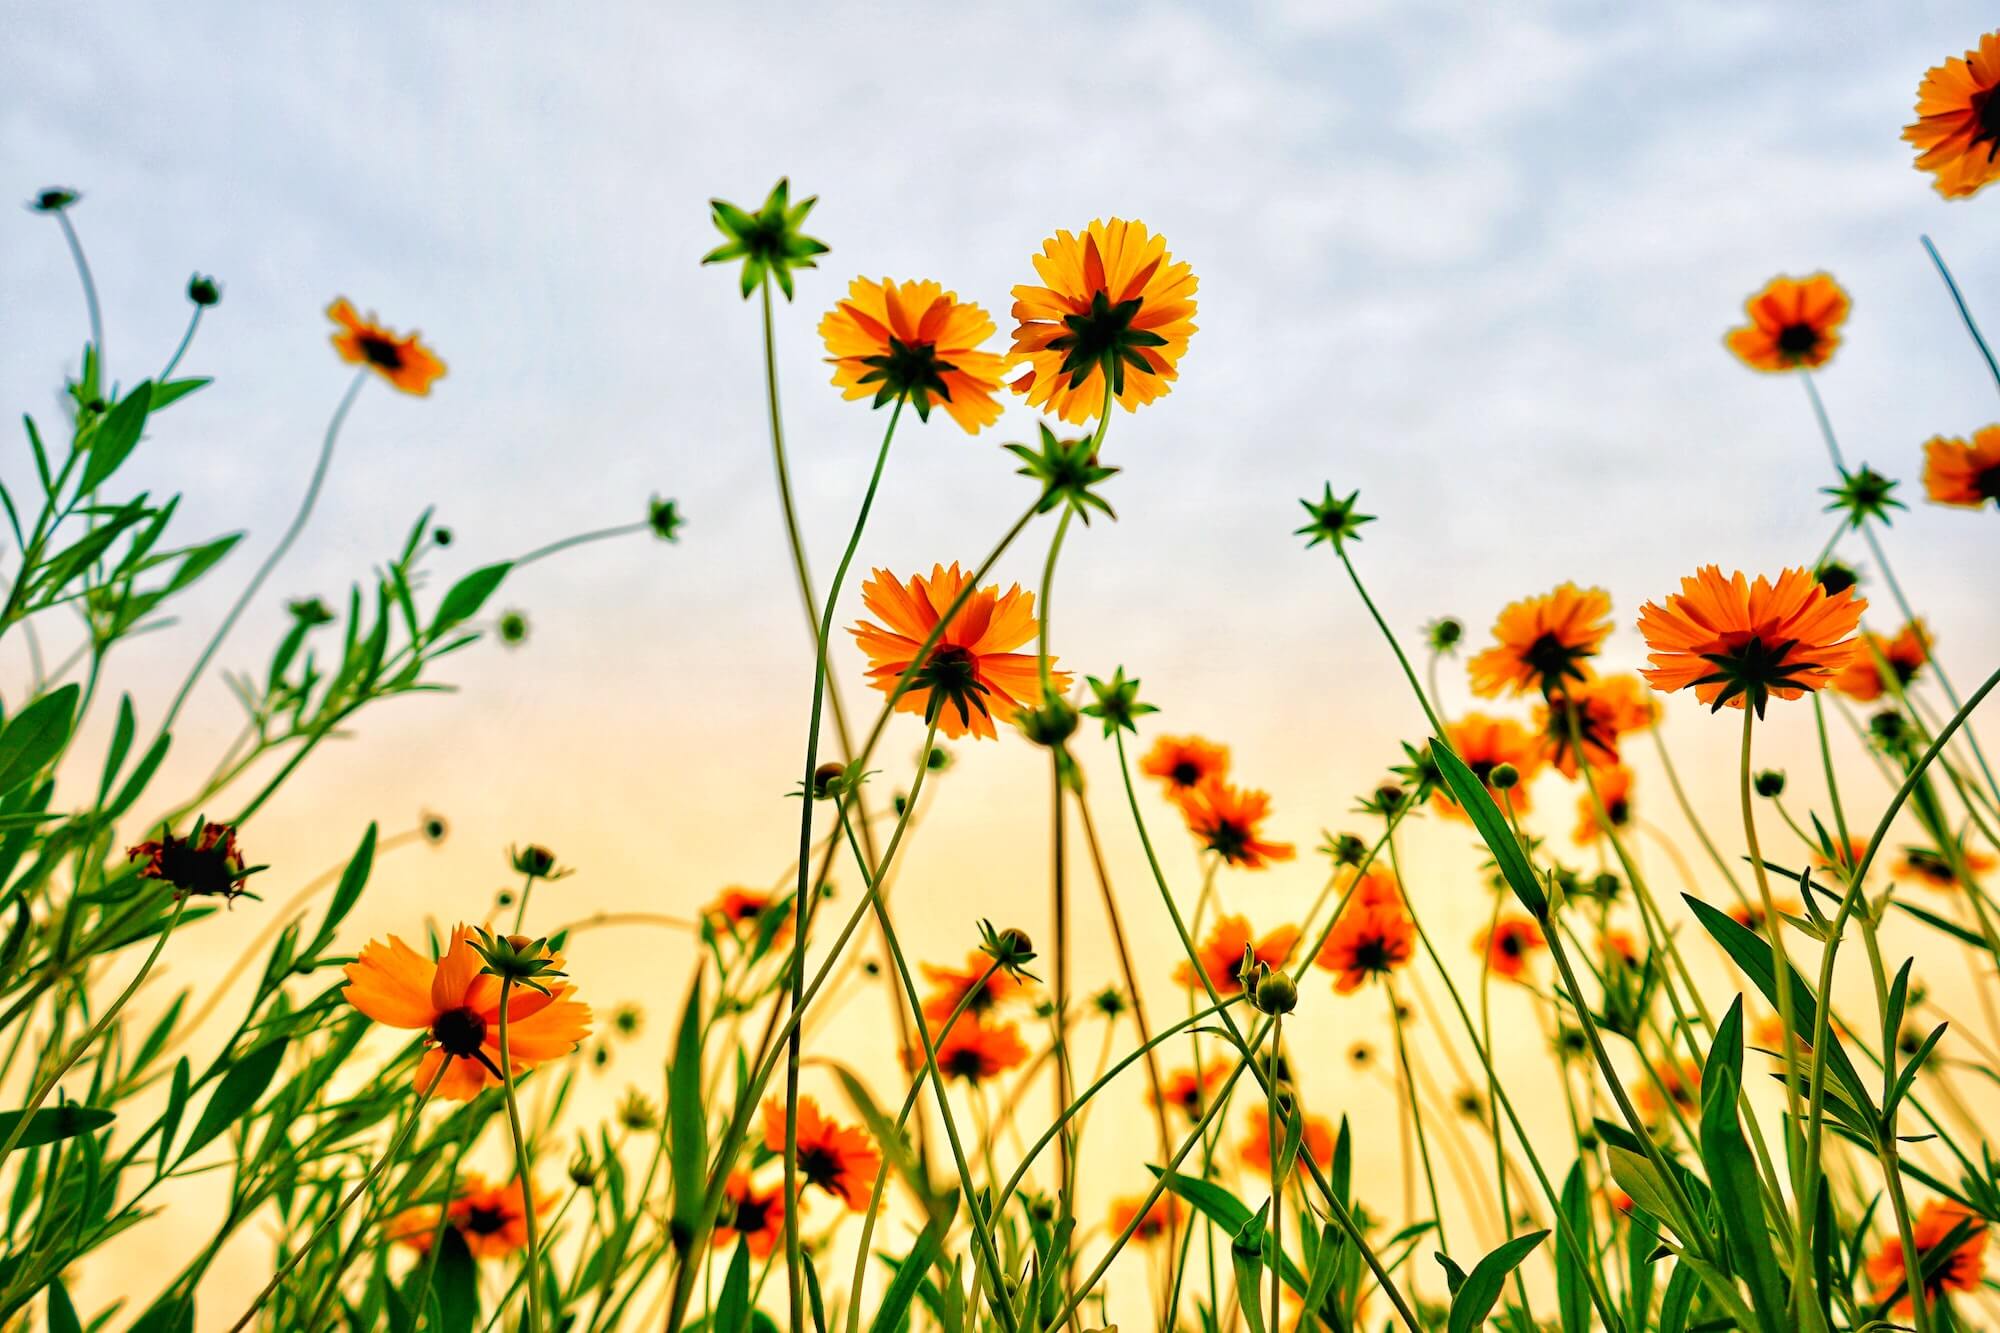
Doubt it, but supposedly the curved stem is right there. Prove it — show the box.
[512,520,652,568]
[54,211,104,376]
[160,305,203,381]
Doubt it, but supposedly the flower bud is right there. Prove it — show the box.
[186,273,222,307]
[1753,770,1786,798]
[1254,969,1298,1016]
[1489,762,1520,791]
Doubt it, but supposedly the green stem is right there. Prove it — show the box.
[160,305,204,381]
[498,980,548,1333]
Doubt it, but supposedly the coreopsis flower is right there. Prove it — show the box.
[1922,428,2000,509]
[1294,485,1376,551]
[1831,621,1931,702]
[1600,929,1641,965]
[919,950,1027,1021]
[1239,1108,1336,1176]
[1139,734,1230,794]
[1175,915,1299,995]
[1346,865,1405,912]
[326,299,446,395]
[389,1174,550,1259]
[715,1171,787,1258]
[1317,907,1415,995]
[1081,668,1156,736]
[1008,218,1197,423]
[1728,896,1804,934]
[1905,32,2000,199]
[1722,274,1850,373]
[1636,1058,1702,1123]
[127,820,258,901]
[1150,1063,1229,1121]
[1176,777,1295,868]
[1535,673,1658,779]
[1468,583,1614,699]
[1637,566,1865,716]
[1108,1195,1182,1243]
[927,1014,1029,1084]
[341,925,591,1100]
[761,1096,878,1211]
[1895,845,1998,891]
[820,278,1004,431]
[1868,1201,1988,1315]
[1477,916,1546,982]
[1433,713,1543,819]
[1573,765,1636,846]
[848,563,1068,741]
[704,886,793,946]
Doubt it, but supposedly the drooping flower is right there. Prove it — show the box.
[1139,734,1230,794]
[849,564,1068,741]
[1108,1194,1182,1243]
[127,819,257,901]
[1477,916,1546,982]
[1175,777,1295,868]
[1905,33,2000,199]
[1895,844,1998,892]
[341,925,592,1100]
[1239,1108,1336,1175]
[715,1171,787,1258]
[1175,915,1300,995]
[1573,765,1636,846]
[1150,1063,1229,1121]
[388,1174,549,1260]
[1831,621,1931,702]
[1722,274,1850,373]
[1535,673,1659,779]
[1433,713,1543,819]
[761,1096,879,1211]
[1867,1200,1988,1315]
[1468,583,1614,699]
[1921,428,2000,509]
[1637,566,1865,716]
[927,1014,1029,1084]
[1007,219,1197,424]
[1317,907,1415,995]
[820,278,1005,432]
[919,950,1027,1021]
[327,299,447,395]
[704,885,793,947]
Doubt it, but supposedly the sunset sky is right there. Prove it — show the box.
[7,2,2000,1322]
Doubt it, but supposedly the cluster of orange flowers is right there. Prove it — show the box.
[1141,734,1296,871]
[916,951,1033,1084]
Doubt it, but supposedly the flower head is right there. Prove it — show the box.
[1295,485,1376,552]
[387,1174,548,1260]
[715,1171,787,1258]
[1723,274,1849,372]
[648,496,686,542]
[1922,427,2000,509]
[704,885,793,948]
[1082,668,1157,737]
[927,1015,1029,1084]
[1008,424,1121,523]
[1239,1109,1336,1176]
[1108,1194,1182,1243]
[1175,915,1299,996]
[127,819,259,901]
[1150,1063,1229,1121]
[1433,713,1543,820]
[1636,1058,1702,1122]
[1867,1200,1987,1314]
[701,179,828,300]
[1832,620,1931,703]
[1316,906,1415,995]
[849,564,1068,741]
[762,1096,879,1211]
[29,187,79,214]
[1895,844,1998,892]
[341,924,591,1100]
[1140,735,1230,794]
[1637,566,1866,716]
[1468,583,1614,699]
[1008,219,1197,423]
[920,949,1028,1021]
[820,277,1004,432]
[1176,777,1295,868]
[1477,916,1546,982]
[1905,32,2000,199]
[327,299,446,396]
[1535,673,1658,779]
[1821,465,1905,531]
[1573,765,1636,846]
[187,273,222,308]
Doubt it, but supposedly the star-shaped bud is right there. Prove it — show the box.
[1295,484,1376,551]
[1005,423,1120,523]
[978,919,1040,982]
[700,178,829,301]
[1082,667,1158,737]
[648,496,686,543]
[1820,464,1904,531]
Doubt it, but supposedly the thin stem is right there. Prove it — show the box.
[160,305,203,381]
[512,520,652,568]
[54,210,104,376]
[498,979,548,1333]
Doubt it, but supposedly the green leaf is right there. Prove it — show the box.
[47,1280,82,1333]
[157,1057,190,1170]
[1231,1203,1271,1333]
[177,1037,287,1163]
[716,1238,752,1333]
[1554,1163,1591,1333]
[0,684,78,797]
[1150,1167,1310,1294]
[429,561,512,638]
[668,977,706,1246]
[151,377,211,410]
[78,381,154,493]
[869,1212,947,1333]
[1445,1230,1548,1333]
[1432,738,1546,913]
[0,1103,113,1148]
[1698,999,1782,1333]
[432,1225,478,1333]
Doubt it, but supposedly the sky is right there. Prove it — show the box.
[6,2,2000,1326]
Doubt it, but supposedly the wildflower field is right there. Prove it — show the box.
[9,12,2000,1333]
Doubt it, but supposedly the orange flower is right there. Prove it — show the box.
[704,886,792,946]
[1536,673,1658,779]
[1867,1200,1988,1315]
[327,299,446,395]
[1176,777,1295,868]
[1477,916,1546,982]
[386,1174,546,1259]
[1922,428,2000,509]
[1905,32,2000,199]
[1728,897,1803,934]
[1601,929,1641,965]
[1346,865,1405,912]
[1433,713,1543,819]
[1895,845,1998,891]
[849,563,1068,741]
[1107,1194,1182,1243]
[1816,836,1872,881]
[762,1096,878,1211]
[819,277,1004,433]
[1139,734,1230,794]
[1175,914,1300,995]
[715,1170,787,1259]
[1468,583,1614,699]
[1723,274,1850,372]
[1150,1063,1229,1121]
[1637,566,1865,715]
[927,1014,1029,1084]
[1008,218,1197,424]
[341,925,592,1101]
[1636,1058,1702,1122]
[1831,621,1931,702]
[1240,1108,1336,1176]
[1572,765,1635,846]
[920,950,1027,1021]
[1317,906,1415,995]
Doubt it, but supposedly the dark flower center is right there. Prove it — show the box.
[431,1006,487,1057]
[1979,88,2000,145]
[462,1204,508,1235]
[856,336,956,418]
[1498,932,1524,958]
[1048,289,1168,396]
[1695,634,1808,718]
[1607,798,1631,827]
[1975,463,2000,502]
[1170,760,1201,787]
[1523,633,1590,692]
[1351,937,1391,975]
[799,1144,843,1190]
[153,839,243,898]
[357,332,407,372]
[1204,818,1251,863]
[944,1048,986,1080]
[1776,322,1821,357]
[733,1195,772,1233]
[916,645,989,728]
